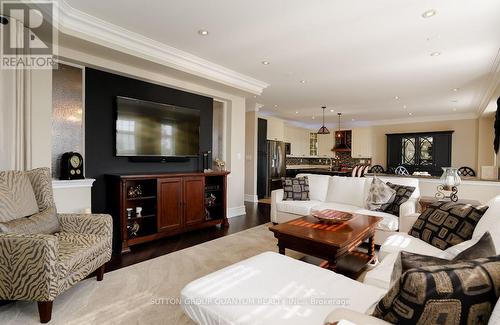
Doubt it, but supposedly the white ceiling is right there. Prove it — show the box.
[65,0,500,128]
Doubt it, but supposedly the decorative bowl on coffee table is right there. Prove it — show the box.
[311,209,353,224]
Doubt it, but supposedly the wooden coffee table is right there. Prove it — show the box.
[269,213,382,273]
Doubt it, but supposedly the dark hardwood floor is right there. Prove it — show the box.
[106,202,270,272]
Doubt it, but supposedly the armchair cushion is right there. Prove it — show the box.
[0,206,59,234]
[57,232,110,278]
[58,213,113,239]
[0,170,39,222]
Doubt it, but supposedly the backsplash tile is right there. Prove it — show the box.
[286,152,371,168]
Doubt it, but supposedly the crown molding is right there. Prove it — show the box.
[54,1,269,95]
[266,112,479,130]
[475,48,500,116]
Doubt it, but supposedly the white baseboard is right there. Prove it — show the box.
[228,206,246,218]
[244,194,258,202]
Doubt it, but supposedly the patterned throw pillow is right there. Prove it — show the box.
[383,183,415,216]
[409,201,488,250]
[390,232,496,286]
[0,170,39,222]
[374,255,500,325]
[366,177,396,211]
[282,177,309,201]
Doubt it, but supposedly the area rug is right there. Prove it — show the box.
[0,223,289,325]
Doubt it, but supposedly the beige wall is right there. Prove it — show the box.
[477,114,496,176]
[371,119,479,171]
[245,111,258,201]
[284,125,310,156]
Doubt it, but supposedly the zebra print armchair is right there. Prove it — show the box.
[0,168,112,323]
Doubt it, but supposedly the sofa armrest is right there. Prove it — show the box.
[399,212,420,233]
[58,213,113,239]
[324,307,390,325]
[0,233,59,301]
[399,198,418,218]
[271,189,284,223]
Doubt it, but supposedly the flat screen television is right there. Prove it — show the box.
[115,96,200,157]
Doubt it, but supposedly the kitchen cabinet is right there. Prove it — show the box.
[351,128,373,158]
[266,117,285,141]
[284,125,310,156]
[317,133,333,157]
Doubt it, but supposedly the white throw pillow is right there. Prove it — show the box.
[473,197,500,254]
[296,173,330,201]
[365,177,396,211]
[326,176,367,207]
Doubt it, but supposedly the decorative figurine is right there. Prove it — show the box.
[136,207,143,218]
[214,159,226,172]
[127,185,143,198]
[126,208,134,219]
[127,221,140,237]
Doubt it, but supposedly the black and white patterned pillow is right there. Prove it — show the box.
[366,177,396,211]
[282,177,309,201]
[409,201,488,250]
[383,183,415,216]
[374,255,500,325]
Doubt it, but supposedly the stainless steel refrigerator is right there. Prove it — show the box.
[265,140,287,197]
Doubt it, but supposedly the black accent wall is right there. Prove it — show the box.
[85,68,213,213]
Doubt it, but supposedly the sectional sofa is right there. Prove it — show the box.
[271,174,420,244]
[181,195,500,325]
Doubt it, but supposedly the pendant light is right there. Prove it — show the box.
[336,113,343,138]
[317,106,330,134]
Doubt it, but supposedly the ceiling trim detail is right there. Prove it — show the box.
[475,48,500,115]
[55,0,269,95]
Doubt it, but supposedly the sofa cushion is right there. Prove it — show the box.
[0,206,59,234]
[390,232,496,287]
[379,233,444,261]
[373,255,500,325]
[0,170,39,222]
[57,232,109,278]
[276,200,322,216]
[473,196,500,253]
[366,177,396,211]
[325,176,367,207]
[409,201,488,250]
[282,177,310,201]
[297,173,331,201]
[383,183,415,216]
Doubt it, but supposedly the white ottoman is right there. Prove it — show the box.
[181,252,386,325]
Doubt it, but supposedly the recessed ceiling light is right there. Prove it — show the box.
[295,111,299,114]
[421,9,437,18]
[261,60,270,65]
[330,109,334,112]
[403,105,407,109]
[452,88,459,92]
[299,80,306,84]
[312,116,315,119]
[408,112,413,116]
[453,108,457,111]
[198,29,209,36]
[394,96,400,100]
[274,104,278,107]
[351,118,355,121]
[430,52,441,57]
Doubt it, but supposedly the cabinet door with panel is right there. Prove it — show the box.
[351,128,373,158]
[158,177,183,232]
[183,176,206,225]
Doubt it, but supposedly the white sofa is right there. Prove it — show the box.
[182,196,500,325]
[271,174,420,244]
